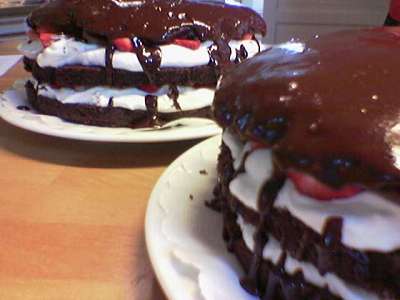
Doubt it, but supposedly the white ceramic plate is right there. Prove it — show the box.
[145,135,257,300]
[0,80,221,143]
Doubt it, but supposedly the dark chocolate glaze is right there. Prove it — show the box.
[108,97,114,107]
[318,217,344,275]
[208,39,232,67]
[131,37,162,82]
[105,45,116,85]
[214,28,400,189]
[153,122,184,131]
[253,33,261,53]
[235,44,249,64]
[27,0,266,43]
[240,169,286,295]
[168,85,181,110]
[323,217,343,248]
[145,95,159,126]
[17,105,30,111]
[262,254,291,300]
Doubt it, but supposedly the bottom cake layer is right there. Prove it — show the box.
[26,81,213,128]
[222,208,340,300]
[214,133,389,300]
[222,206,385,300]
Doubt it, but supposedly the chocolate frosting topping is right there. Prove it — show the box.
[214,28,400,188]
[27,0,266,43]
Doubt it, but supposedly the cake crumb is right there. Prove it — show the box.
[199,169,208,175]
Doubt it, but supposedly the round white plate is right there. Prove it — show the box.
[0,80,222,143]
[145,135,257,300]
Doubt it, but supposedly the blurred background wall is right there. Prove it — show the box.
[0,0,45,38]
[262,0,390,43]
[240,0,390,43]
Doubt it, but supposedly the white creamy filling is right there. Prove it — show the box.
[222,130,400,252]
[275,182,400,252]
[222,130,253,170]
[230,148,273,211]
[19,36,264,72]
[37,83,214,113]
[237,216,379,300]
[223,130,270,211]
[18,40,42,59]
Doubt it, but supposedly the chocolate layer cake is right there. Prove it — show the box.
[19,0,266,128]
[212,27,400,300]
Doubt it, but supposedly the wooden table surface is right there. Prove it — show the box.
[0,39,204,300]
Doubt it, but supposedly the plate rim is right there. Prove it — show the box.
[145,135,222,299]
[0,82,222,143]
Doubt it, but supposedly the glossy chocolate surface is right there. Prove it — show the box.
[27,0,266,43]
[214,28,400,187]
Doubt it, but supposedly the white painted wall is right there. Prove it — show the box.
[241,0,263,15]
[263,0,391,43]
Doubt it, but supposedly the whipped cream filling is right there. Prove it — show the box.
[237,216,379,300]
[19,36,264,72]
[36,82,214,113]
[230,147,273,211]
[222,130,400,252]
[18,40,42,59]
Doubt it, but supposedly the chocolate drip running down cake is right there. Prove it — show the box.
[19,0,266,128]
[212,27,400,300]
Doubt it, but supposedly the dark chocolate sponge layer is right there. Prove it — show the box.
[215,142,400,299]
[26,80,212,128]
[221,206,340,300]
[24,57,218,89]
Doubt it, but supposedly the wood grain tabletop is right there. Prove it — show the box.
[0,39,206,300]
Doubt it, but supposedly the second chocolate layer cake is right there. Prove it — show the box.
[19,0,266,128]
[212,27,400,300]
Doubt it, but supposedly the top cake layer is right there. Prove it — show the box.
[213,28,400,189]
[27,0,266,44]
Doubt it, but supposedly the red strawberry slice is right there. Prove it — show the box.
[242,33,254,40]
[138,84,160,93]
[39,32,55,47]
[287,170,363,201]
[251,141,266,151]
[173,39,201,50]
[114,38,135,52]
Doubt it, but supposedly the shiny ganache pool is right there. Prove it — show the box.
[214,28,400,189]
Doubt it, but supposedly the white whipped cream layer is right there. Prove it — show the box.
[237,216,379,300]
[19,36,263,72]
[18,40,42,59]
[223,130,400,252]
[36,83,214,113]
